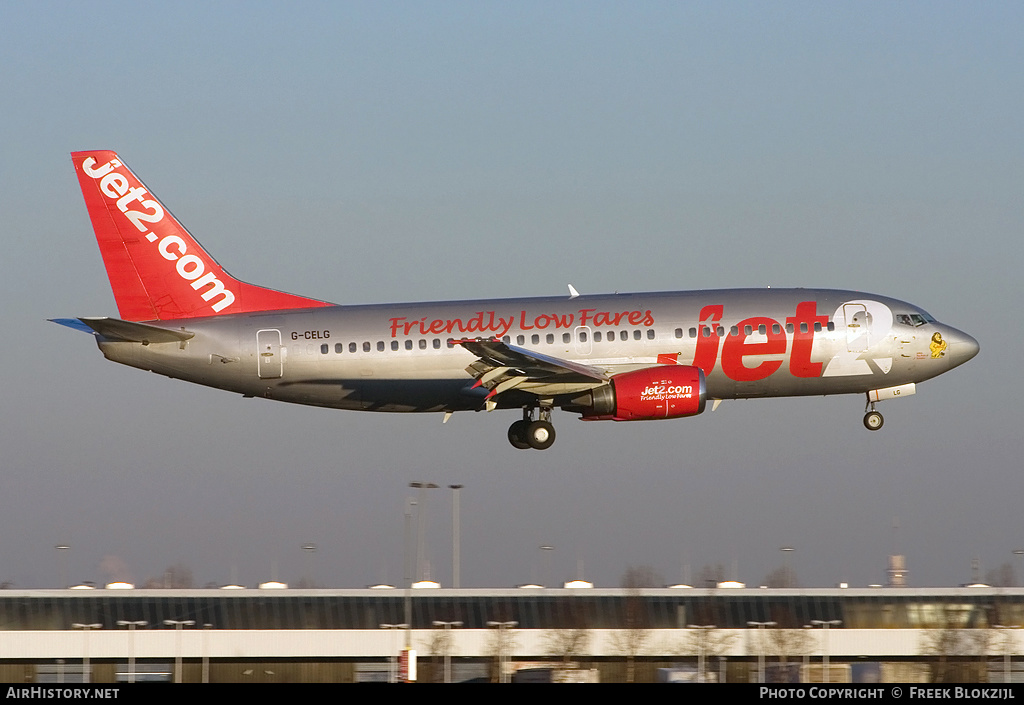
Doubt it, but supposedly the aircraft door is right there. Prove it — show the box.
[257,328,284,379]
[843,304,872,353]
[574,326,593,356]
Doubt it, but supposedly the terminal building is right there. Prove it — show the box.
[0,586,1022,683]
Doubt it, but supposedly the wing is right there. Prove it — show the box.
[456,337,609,410]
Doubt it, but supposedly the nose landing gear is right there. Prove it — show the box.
[508,407,557,450]
[863,398,884,431]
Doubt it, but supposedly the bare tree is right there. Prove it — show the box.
[610,566,660,682]
[669,627,737,682]
[697,563,726,587]
[142,562,193,589]
[985,563,1016,588]
[920,607,995,683]
[763,565,798,588]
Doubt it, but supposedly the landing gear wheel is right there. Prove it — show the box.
[507,420,531,449]
[863,410,884,431]
[526,420,556,450]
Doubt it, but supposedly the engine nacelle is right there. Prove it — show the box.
[581,365,707,421]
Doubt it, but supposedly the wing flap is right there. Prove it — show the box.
[455,338,608,406]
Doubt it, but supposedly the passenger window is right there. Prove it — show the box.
[730,326,739,337]
[321,344,328,354]
[350,342,357,353]
[335,343,343,353]
[772,324,781,334]
[446,338,455,348]
[563,333,571,343]
[502,336,510,343]
[634,330,641,340]
[363,342,371,353]
[814,322,822,332]
[517,335,525,345]
[532,334,540,345]
[827,322,835,332]
[674,328,683,339]
[786,323,794,334]
[391,341,399,351]
[594,331,602,342]
[405,340,413,350]
[377,341,385,352]
[433,339,441,349]
[620,330,629,341]
[546,334,554,344]
[419,339,427,350]
[800,323,808,333]
[689,328,697,338]
[647,329,655,340]
[716,326,725,337]
[758,324,767,335]
[744,325,752,336]
[579,331,588,342]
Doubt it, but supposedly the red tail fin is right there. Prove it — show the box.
[72,151,332,321]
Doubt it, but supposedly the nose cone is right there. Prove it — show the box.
[945,328,980,367]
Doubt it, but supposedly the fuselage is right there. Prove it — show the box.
[95,287,979,415]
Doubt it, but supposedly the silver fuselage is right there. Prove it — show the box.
[94,288,979,415]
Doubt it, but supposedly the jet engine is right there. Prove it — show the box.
[579,365,707,421]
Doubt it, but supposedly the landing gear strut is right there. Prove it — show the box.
[863,399,884,431]
[508,407,557,450]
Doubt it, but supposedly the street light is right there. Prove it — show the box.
[117,621,147,683]
[780,546,795,587]
[380,623,409,683]
[164,620,196,683]
[487,621,518,683]
[433,620,463,683]
[540,545,554,588]
[72,623,101,683]
[55,544,70,589]
[301,543,317,587]
[810,619,842,683]
[409,482,438,583]
[688,624,717,682]
[995,625,1021,684]
[449,485,463,588]
[747,621,777,683]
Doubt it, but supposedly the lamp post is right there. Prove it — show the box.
[380,623,409,683]
[164,620,195,683]
[449,485,463,588]
[748,621,777,683]
[117,620,147,683]
[688,624,717,682]
[301,543,317,587]
[995,625,1020,684]
[810,619,842,683]
[72,623,101,683]
[433,620,463,683]
[539,545,554,587]
[780,546,795,587]
[55,544,70,589]
[487,621,518,683]
[409,482,438,583]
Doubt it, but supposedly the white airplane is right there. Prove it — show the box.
[53,151,979,450]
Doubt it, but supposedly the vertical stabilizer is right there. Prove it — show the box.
[72,150,332,321]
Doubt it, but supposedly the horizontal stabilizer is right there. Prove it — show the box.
[50,317,194,344]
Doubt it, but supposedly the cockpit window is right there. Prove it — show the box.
[896,313,935,327]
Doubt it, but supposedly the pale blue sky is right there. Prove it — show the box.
[0,2,1020,589]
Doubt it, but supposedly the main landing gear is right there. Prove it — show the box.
[863,399,884,431]
[508,407,556,450]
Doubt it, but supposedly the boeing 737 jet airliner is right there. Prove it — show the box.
[54,151,979,450]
